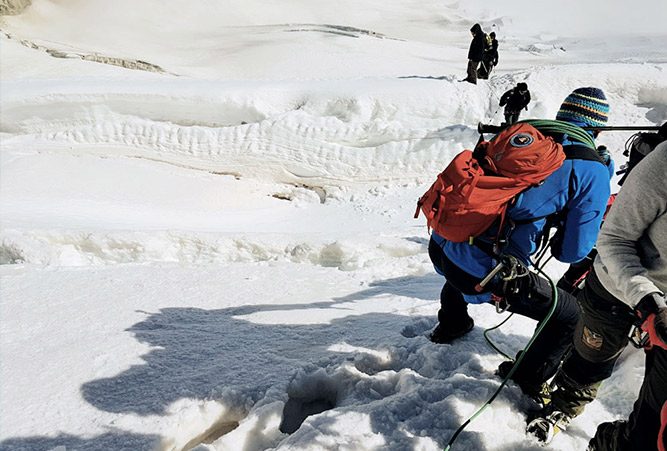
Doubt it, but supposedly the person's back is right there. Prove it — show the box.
[441,130,610,283]
[501,87,530,110]
[468,24,486,62]
[438,88,612,285]
[594,140,667,308]
[500,83,531,124]
[510,90,530,110]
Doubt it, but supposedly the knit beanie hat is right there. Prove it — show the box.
[556,87,609,128]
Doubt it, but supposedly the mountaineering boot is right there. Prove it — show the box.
[521,381,552,409]
[496,359,552,408]
[526,405,572,444]
[429,317,474,344]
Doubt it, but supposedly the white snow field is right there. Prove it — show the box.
[1,1,666,450]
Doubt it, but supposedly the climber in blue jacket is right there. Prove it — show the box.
[428,87,614,403]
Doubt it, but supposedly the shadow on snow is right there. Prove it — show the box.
[0,274,536,451]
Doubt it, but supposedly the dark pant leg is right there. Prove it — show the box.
[428,238,473,326]
[551,269,635,417]
[477,60,491,79]
[590,348,667,451]
[571,268,635,365]
[438,281,470,325]
[504,111,520,124]
[502,272,580,387]
[466,60,479,84]
[626,348,667,450]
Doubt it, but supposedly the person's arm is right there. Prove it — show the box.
[472,35,485,61]
[499,90,510,106]
[595,146,667,307]
[553,161,611,263]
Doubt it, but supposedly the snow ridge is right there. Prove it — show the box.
[0,230,425,269]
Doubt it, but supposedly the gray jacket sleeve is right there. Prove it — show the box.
[594,141,667,308]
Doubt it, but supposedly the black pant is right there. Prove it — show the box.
[627,349,667,450]
[564,269,667,450]
[563,268,635,383]
[466,60,479,84]
[589,349,667,450]
[477,59,493,79]
[549,268,636,417]
[504,110,521,125]
[428,237,580,387]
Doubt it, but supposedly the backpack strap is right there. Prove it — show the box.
[563,144,605,164]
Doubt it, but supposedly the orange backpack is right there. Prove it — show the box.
[415,122,566,243]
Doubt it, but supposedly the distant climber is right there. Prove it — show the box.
[462,23,486,85]
[477,31,498,80]
[499,83,531,125]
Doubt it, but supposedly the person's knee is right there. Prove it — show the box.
[554,289,581,325]
[561,348,616,386]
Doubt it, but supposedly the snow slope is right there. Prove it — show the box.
[1,1,666,450]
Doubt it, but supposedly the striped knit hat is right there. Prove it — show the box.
[556,87,609,127]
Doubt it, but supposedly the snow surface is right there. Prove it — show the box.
[1,1,666,450]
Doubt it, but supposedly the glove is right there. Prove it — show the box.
[636,293,667,350]
[641,310,667,351]
[596,145,610,164]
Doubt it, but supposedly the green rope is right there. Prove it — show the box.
[522,119,597,150]
[443,268,558,451]
[482,313,515,361]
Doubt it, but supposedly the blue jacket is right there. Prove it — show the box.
[432,137,613,304]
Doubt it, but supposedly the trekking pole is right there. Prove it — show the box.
[443,264,558,451]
